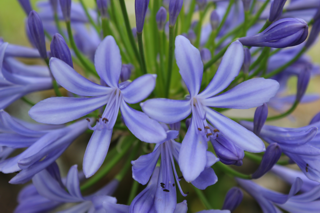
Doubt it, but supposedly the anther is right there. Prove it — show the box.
[204,126,210,129]
[102,118,109,123]
[306,164,309,172]
[163,189,170,192]
[86,118,90,122]
[213,129,219,132]
[198,128,202,131]
[206,133,213,137]
[98,115,102,118]
[172,183,175,186]
[179,175,183,180]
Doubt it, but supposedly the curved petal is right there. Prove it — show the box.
[29,96,108,124]
[83,128,113,178]
[174,201,188,213]
[178,122,207,182]
[200,41,244,98]
[203,78,279,109]
[206,108,265,153]
[0,134,38,147]
[94,36,121,88]
[141,99,191,124]
[66,165,83,199]
[121,74,156,104]
[175,35,203,96]
[50,57,112,96]
[192,167,218,190]
[121,102,166,143]
[0,42,8,71]
[58,201,91,213]
[132,147,161,185]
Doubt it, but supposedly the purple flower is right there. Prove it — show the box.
[169,0,183,26]
[210,10,220,30]
[242,0,252,11]
[243,47,251,74]
[120,64,134,82]
[131,123,218,212]
[50,33,73,68]
[239,18,308,48]
[253,103,268,135]
[18,0,33,15]
[97,0,109,18]
[142,36,279,181]
[200,48,212,64]
[156,7,167,31]
[135,0,150,33]
[59,0,71,21]
[29,36,166,178]
[269,0,287,22]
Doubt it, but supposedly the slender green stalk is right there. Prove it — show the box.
[65,21,98,77]
[80,137,135,191]
[165,26,175,98]
[194,187,213,210]
[21,97,35,106]
[119,0,141,65]
[249,47,270,72]
[101,17,109,38]
[215,161,251,179]
[137,33,147,74]
[195,10,205,48]
[242,11,250,36]
[183,0,196,33]
[203,43,230,71]
[245,152,290,165]
[267,101,300,121]
[248,0,270,28]
[79,0,100,34]
[127,181,139,205]
[158,31,166,96]
[215,0,235,36]
[44,59,62,96]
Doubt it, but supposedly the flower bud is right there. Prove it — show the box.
[222,187,243,212]
[243,47,251,74]
[253,103,268,135]
[97,0,109,18]
[156,7,167,30]
[310,111,320,125]
[251,143,282,179]
[169,0,183,26]
[211,134,244,166]
[238,18,308,48]
[120,64,134,82]
[50,33,73,68]
[242,0,252,12]
[305,19,320,49]
[210,10,220,30]
[187,29,196,43]
[59,0,71,21]
[200,48,211,64]
[18,0,32,15]
[49,0,58,13]
[27,11,47,59]
[196,0,207,11]
[269,0,287,22]
[296,67,311,102]
[135,0,150,33]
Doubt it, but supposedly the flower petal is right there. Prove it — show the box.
[141,99,191,124]
[58,201,91,213]
[174,200,188,213]
[121,101,166,143]
[94,36,121,88]
[0,134,38,147]
[192,167,218,190]
[175,35,203,96]
[203,78,279,109]
[29,96,108,124]
[206,108,265,153]
[50,57,112,96]
[132,147,161,185]
[179,121,207,182]
[200,41,244,98]
[83,128,113,178]
[66,165,83,199]
[0,42,8,71]
[121,74,156,104]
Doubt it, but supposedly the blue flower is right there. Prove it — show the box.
[142,35,279,181]
[29,36,167,178]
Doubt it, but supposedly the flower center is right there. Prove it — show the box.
[191,97,212,139]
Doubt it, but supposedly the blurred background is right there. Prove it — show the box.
[0,0,319,212]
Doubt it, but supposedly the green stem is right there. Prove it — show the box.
[194,187,213,210]
[248,0,270,28]
[127,181,139,205]
[21,97,35,106]
[195,10,205,48]
[165,26,175,98]
[245,152,290,165]
[267,100,300,121]
[203,42,230,71]
[101,17,109,38]
[215,0,235,36]
[44,59,62,96]
[184,0,196,33]
[158,31,165,96]
[215,161,251,179]
[249,47,270,73]
[79,0,100,34]
[119,0,141,65]
[137,32,147,74]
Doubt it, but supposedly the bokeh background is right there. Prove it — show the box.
[0,0,319,212]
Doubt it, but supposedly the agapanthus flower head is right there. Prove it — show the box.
[50,33,73,68]
[156,6,167,30]
[59,0,72,21]
[169,0,183,26]
[135,0,150,33]
[239,18,308,48]
[222,187,243,212]
[18,0,32,15]
[27,11,47,59]
[96,0,109,18]
[142,35,279,181]
[269,0,287,22]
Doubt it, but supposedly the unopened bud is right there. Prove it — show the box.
[242,0,252,12]
[243,48,251,74]
[210,10,220,30]
[253,103,268,135]
[169,0,183,26]
[120,64,134,82]
[200,48,211,64]
[296,67,311,102]
[269,0,287,22]
[59,0,71,21]
[156,7,167,31]
[50,33,73,68]
[135,0,150,33]
[222,187,243,212]
[97,0,109,18]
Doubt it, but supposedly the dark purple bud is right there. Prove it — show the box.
[169,122,181,131]
[242,0,252,12]
[185,118,191,130]
[243,47,251,74]
[269,0,287,22]
[156,7,167,30]
[211,134,244,166]
[187,29,196,43]
[310,111,320,125]
[196,0,207,11]
[253,103,268,135]
[210,10,220,30]
[120,64,134,82]
[296,67,311,102]
[222,187,243,212]
[169,0,183,26]
[50,33,73,68]
[305,19,320,49]
[135,0,150,33]
[59,0,71,21]
[314,3,320,21]
[251,143,282,179]
[49,0,58,13]
[200,48,211,64]
[132,27,137,39]
[97,0,109,18]
[18,0,32,15]
[239,18,308,48]
[27,11,47,59]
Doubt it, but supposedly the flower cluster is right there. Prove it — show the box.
[1,0,320,212]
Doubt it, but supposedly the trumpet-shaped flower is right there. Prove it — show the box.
[29,36,166,178]
[142,36,279,181]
